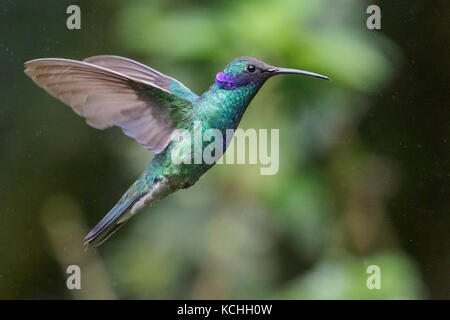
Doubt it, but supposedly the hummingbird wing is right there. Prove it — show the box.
[83,55,199,103]
[24,58,196,153]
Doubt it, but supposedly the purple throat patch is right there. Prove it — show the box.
[215,72,248,90]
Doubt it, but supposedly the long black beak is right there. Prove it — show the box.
[269,67,330,81]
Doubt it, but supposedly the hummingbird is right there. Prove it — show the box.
[24,55,329,247]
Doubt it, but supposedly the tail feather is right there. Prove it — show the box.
[84,175,169,247]
[84,198,138,247]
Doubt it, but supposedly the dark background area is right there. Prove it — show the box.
[364,1,450,298]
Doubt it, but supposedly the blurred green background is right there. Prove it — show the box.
[0,0,448,299]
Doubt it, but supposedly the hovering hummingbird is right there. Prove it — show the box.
[24,55,329,247]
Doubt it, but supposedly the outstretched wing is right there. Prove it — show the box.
[84,55,199,103]
[24,58,196,153]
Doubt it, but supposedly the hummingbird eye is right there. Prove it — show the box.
[246,65,256,73]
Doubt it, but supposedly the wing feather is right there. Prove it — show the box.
[84,55,199,102]
[24,58,195,153]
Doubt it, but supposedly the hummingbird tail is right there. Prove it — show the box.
[84,176,169,248]
[83,196,137,248]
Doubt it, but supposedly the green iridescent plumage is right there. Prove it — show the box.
[24,55,329,247]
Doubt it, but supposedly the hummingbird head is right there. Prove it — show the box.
[215,56,330,90]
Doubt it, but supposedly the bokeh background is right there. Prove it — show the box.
[0,0,448,299]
